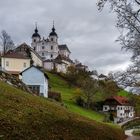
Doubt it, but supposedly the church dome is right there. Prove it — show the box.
[32,27,41,38]
[49,26,58,37]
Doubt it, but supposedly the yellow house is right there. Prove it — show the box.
[15,43,43,67]
[1,52,31,75]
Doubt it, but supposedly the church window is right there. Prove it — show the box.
[51,38,53,41]
[51,46,53,50]
[34,39,36,42]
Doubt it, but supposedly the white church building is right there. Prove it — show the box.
[31,24,73,73]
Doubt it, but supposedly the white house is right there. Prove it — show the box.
[103,96,134,123]
[20,66,49,98]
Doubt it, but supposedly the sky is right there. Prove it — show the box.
[0,0,132,74]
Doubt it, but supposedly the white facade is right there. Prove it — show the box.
[103,104,134,122]
[20,66,48,98]
[31,25,71,73]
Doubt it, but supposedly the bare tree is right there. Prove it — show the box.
[81,78,98,108]
[0,30,15,54]
[97,0,140,61]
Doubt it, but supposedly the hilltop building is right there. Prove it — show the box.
[31,24,73,73]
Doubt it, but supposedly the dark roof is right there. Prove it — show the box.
[20,66,49,79]
[49,26,58,37]
[2,52,30,59]
[43,59,53,62]
[54,54,73,63]
[75,63,88,68]
[15,43,42,61]
[32,27,41,38]
[98,74,107,78]
[58,44,71,53]
[105,96,129,105]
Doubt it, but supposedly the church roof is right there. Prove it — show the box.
[32,27,41,38]
[58,44,71,53]
[49,25,58,37]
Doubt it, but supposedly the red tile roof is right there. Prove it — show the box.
[108,96,129,105]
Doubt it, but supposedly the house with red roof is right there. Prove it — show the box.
[103,96,134,123]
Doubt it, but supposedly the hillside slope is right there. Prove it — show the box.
[47,72,105,121]
[0,81,125,140]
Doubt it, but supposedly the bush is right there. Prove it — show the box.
[75,96,85,107]
[48,91,62,102]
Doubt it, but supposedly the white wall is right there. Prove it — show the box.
[21,67,48,97]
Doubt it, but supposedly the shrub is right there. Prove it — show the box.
[48,91,62,102]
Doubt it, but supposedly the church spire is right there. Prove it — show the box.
[49,21,58,37]
[35,22,38,33]
[32,22,40,38]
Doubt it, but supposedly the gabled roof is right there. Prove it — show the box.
[54,54,73,63]
[58,44,71,53]
[75,63,88,68]
[15,43,42,61]
[105,96,129,105]
[20,66,49,79]
[2,52,30,59]
[98,74,107,78]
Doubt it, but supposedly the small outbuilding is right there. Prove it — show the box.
[20,66,49,98]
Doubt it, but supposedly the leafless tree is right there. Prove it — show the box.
[97,0,140,61]
[81,78,98,108]
[0,30,15,54]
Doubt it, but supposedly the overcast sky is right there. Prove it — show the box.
[0,0,132,74]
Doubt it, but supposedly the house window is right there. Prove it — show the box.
[104,107,107,111]
[42,52,44,56]
[51,54,53,58]
[23,63,26,68]
[42,46,45,49]
[6,61,9,67]
[28,85,40,96]
[51,46,53,50]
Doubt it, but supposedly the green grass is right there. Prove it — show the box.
[47,72,105,122]
[0,81,125,140]
[118,90,130,97]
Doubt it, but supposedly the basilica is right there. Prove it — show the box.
[31,24,73,73]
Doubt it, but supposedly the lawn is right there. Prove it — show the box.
[47,72,105,122]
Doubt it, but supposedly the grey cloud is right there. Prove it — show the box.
[0,0,131,74]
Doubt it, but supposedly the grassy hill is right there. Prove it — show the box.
[47,72,105,121]
[0,81,125,140]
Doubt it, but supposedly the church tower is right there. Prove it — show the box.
[48,23,59,59]
[31,24,41,50]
